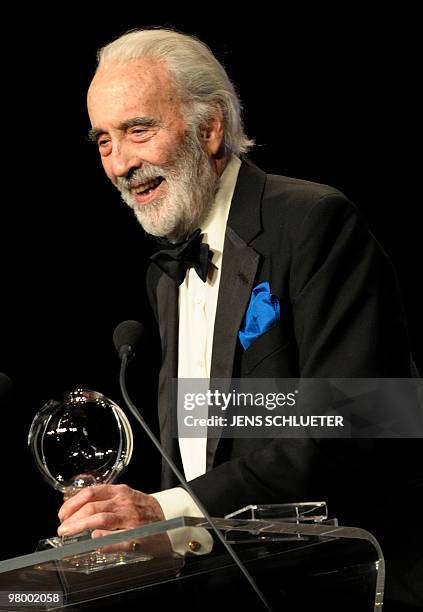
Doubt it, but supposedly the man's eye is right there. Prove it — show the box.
[98,139,111,148]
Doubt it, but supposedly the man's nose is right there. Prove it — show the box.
[110,143,142,179]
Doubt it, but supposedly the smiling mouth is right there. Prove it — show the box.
[131,176,165,196]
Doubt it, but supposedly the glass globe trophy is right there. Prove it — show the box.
[28,389,150,571]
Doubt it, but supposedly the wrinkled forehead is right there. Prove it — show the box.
[89,58,177,104]
[87,58,182,124]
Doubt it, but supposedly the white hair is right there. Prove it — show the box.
[97,28,254,155]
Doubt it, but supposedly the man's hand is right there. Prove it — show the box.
[57,484,165,538]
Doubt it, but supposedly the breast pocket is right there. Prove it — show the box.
[241,323,299,377]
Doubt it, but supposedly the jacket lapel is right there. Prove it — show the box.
[207,159,266,469]
[210,227,261,380]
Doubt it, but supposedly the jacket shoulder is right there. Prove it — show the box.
[265,172,350,211]
[259,170,365,235]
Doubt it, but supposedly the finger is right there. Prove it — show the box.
[91,529,139,554]
[58,511,122,537]
[60,499,116,528]
[58,484,118,522]
[59,483,137,522]
[92,528,125,539]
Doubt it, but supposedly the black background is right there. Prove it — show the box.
[0,9,421,559]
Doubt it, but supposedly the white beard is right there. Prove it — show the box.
[116,132,219,240]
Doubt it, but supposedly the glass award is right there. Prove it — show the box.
[28,389,151,572]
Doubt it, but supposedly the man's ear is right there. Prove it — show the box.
[201,111,225,156]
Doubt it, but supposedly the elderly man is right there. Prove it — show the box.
[57,28,417,561]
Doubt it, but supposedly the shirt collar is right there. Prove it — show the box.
[201,155,241,269]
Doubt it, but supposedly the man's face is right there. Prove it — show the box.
[87,58,219,239]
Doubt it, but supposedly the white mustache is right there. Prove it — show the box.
[117,166,167,191]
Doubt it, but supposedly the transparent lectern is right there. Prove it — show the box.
[0,501,384,611]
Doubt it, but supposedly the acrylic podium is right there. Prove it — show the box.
[0,503,384,612]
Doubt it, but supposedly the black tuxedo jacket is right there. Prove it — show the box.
[146,158,417,521]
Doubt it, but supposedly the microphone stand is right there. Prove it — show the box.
[119,352,273,612]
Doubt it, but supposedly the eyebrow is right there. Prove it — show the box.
[87,116,160,142]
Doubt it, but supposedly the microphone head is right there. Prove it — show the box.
[113,320,147,360]
[0,372,13,408]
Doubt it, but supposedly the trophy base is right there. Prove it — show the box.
[36,532,152,574]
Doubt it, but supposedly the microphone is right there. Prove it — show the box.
[113,321,273,612]
[0,373,13,408]
[113,320,146,362]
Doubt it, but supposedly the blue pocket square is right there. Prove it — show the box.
[238,282,280,350]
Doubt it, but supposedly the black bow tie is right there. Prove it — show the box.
[150,229,213,285]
